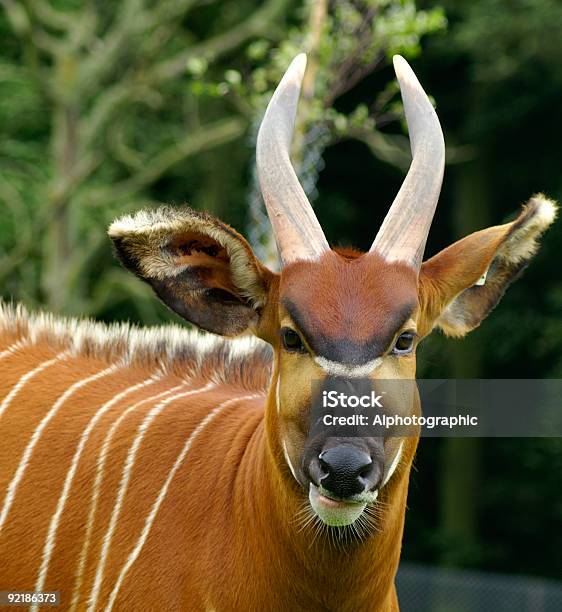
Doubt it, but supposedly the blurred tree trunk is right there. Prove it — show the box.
[43,101,77,312]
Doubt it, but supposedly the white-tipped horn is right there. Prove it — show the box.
[370,55,445,271]
[256,54,330,267]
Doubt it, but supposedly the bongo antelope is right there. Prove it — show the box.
[0,54,556,611]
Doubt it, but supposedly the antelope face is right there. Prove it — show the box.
[109,54,556,532]
[275,252,419,525]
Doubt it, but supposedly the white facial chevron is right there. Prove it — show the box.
[314,356,382,378]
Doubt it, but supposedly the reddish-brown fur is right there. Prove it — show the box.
[0,195,555,611]
[281,252,418,343]
[0,329,411,610]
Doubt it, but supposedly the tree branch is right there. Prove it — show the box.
[78,0,147,93]
[27,0,76,31]
[345,127,411,171]
[80,78,141,147]
[80,0,288,153]
[292,0,328,166]
[86,116,246,206]
[150,0,290,83]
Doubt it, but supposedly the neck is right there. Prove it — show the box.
[235,372,416,610]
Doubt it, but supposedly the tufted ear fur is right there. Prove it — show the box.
[419,195,557,338]
[108,207,274,336]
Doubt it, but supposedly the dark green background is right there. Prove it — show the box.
[1,0,561,581]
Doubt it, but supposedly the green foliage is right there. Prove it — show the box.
[402,0,562,579]
[0,0,443,316]
[1,0,561,584]
[452,0,562,82]
[194,0,446,142]
[0,0,291,319]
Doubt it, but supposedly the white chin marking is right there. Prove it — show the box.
[309,484,366,527]
[314,356,382,378]
[382,441,404,487]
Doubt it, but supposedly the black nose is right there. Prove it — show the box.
[318,446,373,499]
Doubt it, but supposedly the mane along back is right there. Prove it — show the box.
[0,301,273,393]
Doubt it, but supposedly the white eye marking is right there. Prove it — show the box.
[314,356,382,378]
[382,441,404,487]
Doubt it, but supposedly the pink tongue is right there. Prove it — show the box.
[318,493,349,508]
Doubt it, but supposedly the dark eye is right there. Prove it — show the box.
[393,332,415,355]
[281,327,305,353]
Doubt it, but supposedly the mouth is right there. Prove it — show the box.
[308,483,377,527]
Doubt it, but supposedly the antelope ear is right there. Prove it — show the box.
[419,195,557,338]
[108,207,274,336]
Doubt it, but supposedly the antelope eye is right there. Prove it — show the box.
[281,327,305,353]
[393,332,415,355]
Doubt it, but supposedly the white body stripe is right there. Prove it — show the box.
[105,394,259,612]
[31,375,160,610]
[88,382,215,612]
[0,340,26,361]
[70,381,187,611]
[0,351,69,421]
[0,364,119,533]
[314,356,382,378]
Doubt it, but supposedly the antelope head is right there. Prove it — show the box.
[108,55,556,530]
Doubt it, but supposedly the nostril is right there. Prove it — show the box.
[307,453,330,487]
[318,452,330,473]
[358,460,373,479]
